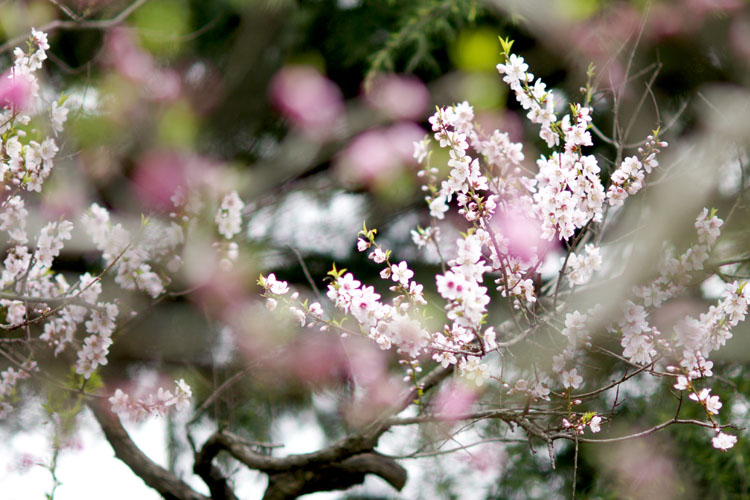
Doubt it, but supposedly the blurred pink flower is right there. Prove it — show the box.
[337,122,425,186]
[687,0,743,16]
[270,65,344,137]
[105,28,181,102]
[475,110,524,144]
[106,28,154,82]
[145,68,182,102]
[648,3,695,38]
[12,453,39,473]
[492,205,553,263]
[132,150,189,212]
[345,374,405,425]
[132,150,220,214]
[0,71,32,110]
[288,336,348,385]
[345,339,388,386]
[457,445,506,472]
[365,74,429,120]
[433,382,477,421]
[41,182,87,220]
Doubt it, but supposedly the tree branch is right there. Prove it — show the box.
[88,399,209,500]
[196,365,452,499]
[197,431,406,499]
[193,436,239,500]
[262,453,406,500]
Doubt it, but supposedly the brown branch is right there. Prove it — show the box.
[382,437,528,459]
[208,430,379,472]
[193,437,239,500]
[48,0,81,21]
[386,408,523,426]
[197,431,406,500]
[88,399,209,500]
[212,366,452,472]
[262,453,406,500]
[196,365,452,499]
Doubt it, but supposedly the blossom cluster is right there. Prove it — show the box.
[606,135,666,206]
[325,250,431,358]
[562,412,603,435]
[496,53,557,147]
[215,190,244,239]
[248,39,750,454]
[606,209,728,371]
[565,243,602,285]
[409,47,741,449]
[108,379,192,420]
[5,27,731,463]
[0,31,201,420]
[0,362,36,418]
[259,272,325,328]
[74,302,120,378]
[1,28,62,193]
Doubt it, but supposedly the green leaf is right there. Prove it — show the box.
[498,35,514,56]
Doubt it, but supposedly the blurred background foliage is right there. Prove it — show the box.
[1,0,750,498]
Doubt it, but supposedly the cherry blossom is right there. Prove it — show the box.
[712,431,738,451]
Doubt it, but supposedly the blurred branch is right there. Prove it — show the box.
[0,0,149,55]
[0,291,103,308]
[186,366,253,427]
[48,0,80,21]
[386,407,559,426]
[383,437,527,459]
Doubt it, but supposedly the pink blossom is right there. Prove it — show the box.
[589,415,602,433]
[712,431,738,451]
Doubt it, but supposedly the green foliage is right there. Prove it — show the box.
[157,101,198,149]
[557,0,600,20]
[43,369,102,444]
[452,28,500,72]
[132,0,192,58]
[365,0,482,89]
